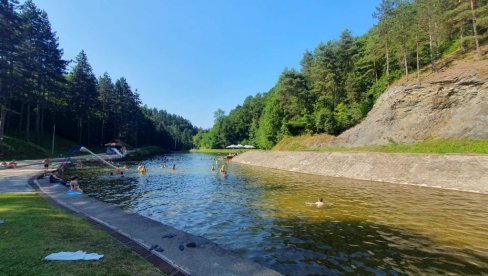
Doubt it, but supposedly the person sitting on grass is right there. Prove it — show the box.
[69,176,82,192]
[49,170,67,187]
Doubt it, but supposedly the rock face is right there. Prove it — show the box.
[333,61,488,147]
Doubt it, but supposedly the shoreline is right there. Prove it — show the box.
[232,151,488,194]
[32,173,281,276]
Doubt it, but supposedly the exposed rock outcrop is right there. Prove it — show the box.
[332,59,488,147]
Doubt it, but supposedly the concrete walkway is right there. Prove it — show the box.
[0,160,43,193]
[34,178,280,276]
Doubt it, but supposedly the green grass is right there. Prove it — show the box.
[316,139,488,154]
[0,193,162,276]
[190,148,251,154]
[0,134,79,161]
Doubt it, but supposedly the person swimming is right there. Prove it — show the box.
[211,165,215,171]
[172,164,176,171]
[315,197,324,208]
[306,197,328,208]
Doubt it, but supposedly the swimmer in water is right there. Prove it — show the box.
[172,164,176,171]
[220,165,225,173]
[315,197,324,208]
[306,197,327,208]
[211,165,215,171]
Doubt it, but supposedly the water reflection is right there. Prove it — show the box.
[76,153,488,275]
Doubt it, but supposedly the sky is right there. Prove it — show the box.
[34,0,380,128]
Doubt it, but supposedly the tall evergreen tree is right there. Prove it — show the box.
[68,50,97,144]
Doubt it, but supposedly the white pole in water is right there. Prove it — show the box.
[80,146,117,169]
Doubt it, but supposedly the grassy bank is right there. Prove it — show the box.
[273,135,488,154]
[190,148,250,154]
[329,138,488,154]
[0,134,78,161]
[0,134,98,161]
[0,193,161,275]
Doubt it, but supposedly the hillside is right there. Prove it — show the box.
[331,55,488,147]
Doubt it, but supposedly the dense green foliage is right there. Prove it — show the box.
[196,0,487,149]
[0,193,161,275]
[0,0,197,152]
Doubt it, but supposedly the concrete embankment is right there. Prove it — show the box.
[232,151,488,194]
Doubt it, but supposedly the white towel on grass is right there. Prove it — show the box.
[44,250,104,261]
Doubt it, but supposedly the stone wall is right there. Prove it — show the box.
[233,151,488,194]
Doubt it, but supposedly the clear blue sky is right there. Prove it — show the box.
[34,0,380,128]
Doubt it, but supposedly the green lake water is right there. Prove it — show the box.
[75,153,488,275]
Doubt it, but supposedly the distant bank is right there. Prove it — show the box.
[232,151,488,194]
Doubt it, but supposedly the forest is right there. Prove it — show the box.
[194,0,487,149]
[0,0,198,151]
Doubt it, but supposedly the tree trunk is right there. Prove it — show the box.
[470,0,482,58]
[0,105,7,142]
[135,119,138,148]
[373,59,378,82]
[403,51,408,80]
[100,119,105,146]
[41,106,45,139]
[416,34,420,81]
[428,23,436,72]
[18,103,24,132]
[385,40,390,82]
[35,103,41,145]
[460,24,466,53]
[78,118,83,144]
[26,104,31,141]
[86,120,90,145]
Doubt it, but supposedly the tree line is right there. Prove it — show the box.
[0,0,198,151]
[195,0,487,149]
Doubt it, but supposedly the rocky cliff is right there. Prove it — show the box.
[332,58,488,147]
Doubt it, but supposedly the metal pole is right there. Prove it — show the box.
[80,146,117,169]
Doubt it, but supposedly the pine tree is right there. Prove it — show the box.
[68,50,98,144]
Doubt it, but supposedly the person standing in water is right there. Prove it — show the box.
[315,198,324,208]
[172,164,176,171]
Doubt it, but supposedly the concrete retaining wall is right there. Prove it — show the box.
[232,151,488,194]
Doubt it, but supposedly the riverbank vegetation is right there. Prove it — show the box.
[190,148,249,155]
[273,135,488,154]
[0,193,161,275]
[0,0,197,154]
[195,0,487,150]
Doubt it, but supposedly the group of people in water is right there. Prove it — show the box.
[41,157,329,208]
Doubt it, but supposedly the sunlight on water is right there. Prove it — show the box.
[77,153,488,275]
